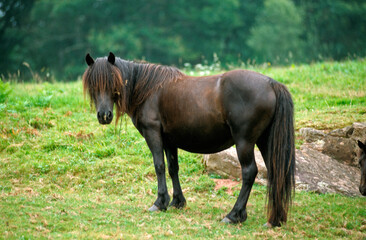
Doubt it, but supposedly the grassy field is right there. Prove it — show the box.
[0,59,365,239]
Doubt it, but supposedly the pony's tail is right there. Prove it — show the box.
[266,80,295,227]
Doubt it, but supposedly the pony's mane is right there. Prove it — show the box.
[82,56,185,124]
[125,59,185,113]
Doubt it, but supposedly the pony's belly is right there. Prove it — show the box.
[164,127,234,154]
[177,139,234,154]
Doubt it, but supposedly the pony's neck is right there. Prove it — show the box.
[114,57,184,116]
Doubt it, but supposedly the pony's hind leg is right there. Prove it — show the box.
[223,139,257,223]
[165,146,186,208]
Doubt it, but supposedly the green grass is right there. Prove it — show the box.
[1,59,365,239]
[260,60,366,131]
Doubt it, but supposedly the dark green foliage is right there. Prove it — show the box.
[294,0,366,61]
[0,0,366,80]
[0,0,35,74]
[247,0,304,64]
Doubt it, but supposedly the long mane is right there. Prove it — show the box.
[82,56,185,124]
[126,60,185,112]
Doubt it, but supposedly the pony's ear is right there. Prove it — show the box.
[108,52,115,65]
[85,53,94,66]
[358,140,366,150]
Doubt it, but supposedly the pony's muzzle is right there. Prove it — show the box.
[97,111,113,124]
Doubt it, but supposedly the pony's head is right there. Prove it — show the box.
[358,140,366,196]
[82,52,125,125]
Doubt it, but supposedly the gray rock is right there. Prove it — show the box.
[296,144,361,196]
[205,123,365,196]
[328,126,353,138]
[203,147,241,180]
[203,147,267,185]
[300,122,366,166]
[322,136,357,165]
[351,122,366,139]
[305,139,325,152]
[300,128,326,143]
[204,145,362,196]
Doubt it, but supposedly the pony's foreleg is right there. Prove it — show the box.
[223,140,257,223]
[165,146,186,208]
[143,130,170,211]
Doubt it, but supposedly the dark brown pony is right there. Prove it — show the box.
[357,140,366,196]
[83,52,296,227]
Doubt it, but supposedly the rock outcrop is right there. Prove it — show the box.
[295,144,360,196]
[301,122,366,166]
[203,122,365,197]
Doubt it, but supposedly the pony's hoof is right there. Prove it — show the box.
[263,222,280,228]
[264,222,281,228]
[263,222,272,228]
[148,205,159,212]
[221,217,233,224]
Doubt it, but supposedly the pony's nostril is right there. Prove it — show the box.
[97,111,112,123]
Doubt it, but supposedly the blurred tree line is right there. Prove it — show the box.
[1,0,365,80]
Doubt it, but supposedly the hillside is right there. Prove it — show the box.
[0,59,365,238]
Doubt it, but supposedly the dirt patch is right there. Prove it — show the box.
[8,187,39,197]
[64,130,94,140]
[213,179,240,194]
